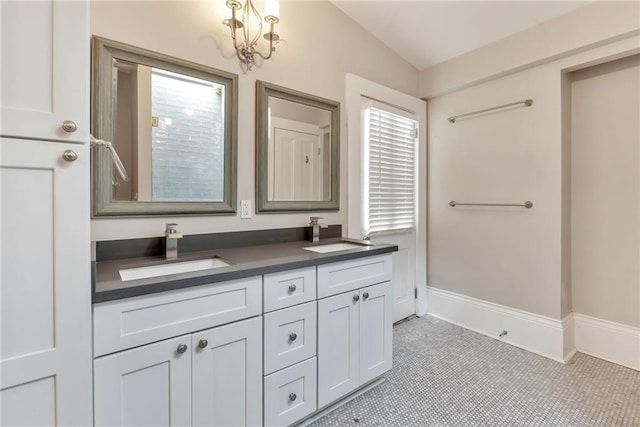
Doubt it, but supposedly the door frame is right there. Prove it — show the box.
[345,74,427,318]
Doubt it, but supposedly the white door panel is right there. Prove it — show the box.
[1,139,92,426]
[93,335,192,427]
[0,0,89,143]
[371,231,416,322]
[317,291,360,408]
[191,317,262,427]
[359,282,393,383]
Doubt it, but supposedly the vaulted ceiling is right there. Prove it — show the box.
[331,1,592,70]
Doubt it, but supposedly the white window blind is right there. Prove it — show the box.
[365,106,417,237]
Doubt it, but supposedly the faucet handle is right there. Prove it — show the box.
[309,216,323,225]
[165,223,183,238]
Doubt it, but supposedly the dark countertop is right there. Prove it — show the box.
[93,238,398,303]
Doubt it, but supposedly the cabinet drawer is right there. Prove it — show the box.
[264,302,317,375]
[317,254,392,298]
[264,357,317,427]
[264,266,316,312]
[93,276,262,356]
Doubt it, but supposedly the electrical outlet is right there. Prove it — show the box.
[241,200,252,219]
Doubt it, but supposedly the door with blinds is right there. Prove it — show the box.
[364,103,418,322]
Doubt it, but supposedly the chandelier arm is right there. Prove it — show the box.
[254,45,273,61]
[255,20,276,60]
[247,0,263,47]
[227,8,243,54]
[225,0,279,69]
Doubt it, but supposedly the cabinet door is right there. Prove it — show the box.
[317,291,360,408]
[94,335,192,427]
[359,281,393,384]
[192,317,262,427]
[0,0,88,143]
[1,139,92,426]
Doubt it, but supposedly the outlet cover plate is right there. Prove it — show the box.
[241,200,252,219]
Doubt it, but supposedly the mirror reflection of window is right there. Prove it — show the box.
[112,62,225,203]
[267,97,331,202]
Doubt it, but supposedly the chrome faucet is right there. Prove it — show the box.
[309,217,328,242]
[165,223,183,259]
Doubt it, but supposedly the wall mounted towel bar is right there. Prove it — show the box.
[449,201,533,208]
[447,99,533,123]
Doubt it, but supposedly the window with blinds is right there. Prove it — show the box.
[364,106,417,237]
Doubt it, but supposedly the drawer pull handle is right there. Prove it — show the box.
[61,120,78,133]
[363,292,370,300]
[288,284,297,293]
[176,344,188,354]
[62,150,78,162]
[198,339,208,349]
[289,333,297,342]
[289,393,297,402]
[353,294,360,302]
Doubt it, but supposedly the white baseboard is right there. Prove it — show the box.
[426,287,566,363]
[562,314,577,363]
[574,313,640,371]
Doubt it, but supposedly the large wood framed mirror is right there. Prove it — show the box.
[256,81,340,213]
[91,37,238,216]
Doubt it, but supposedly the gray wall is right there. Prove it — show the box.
[90,0,421,241]
[423,1,639,320]
[570,55,640,327]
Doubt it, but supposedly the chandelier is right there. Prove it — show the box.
[223,0,280,70]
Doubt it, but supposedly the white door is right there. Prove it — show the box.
[0,0,88,143]
[317,291,360,408]
[346,75,427,323]
[359,282,393,384]
[93,335,192,427]
[270,117,323,201]
[1,139,92,426]
[191,317,263,427]
[371,232,416,323]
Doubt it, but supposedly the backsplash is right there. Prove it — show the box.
[94,224,342,261]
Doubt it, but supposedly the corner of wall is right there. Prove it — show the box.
[560,72,572,319]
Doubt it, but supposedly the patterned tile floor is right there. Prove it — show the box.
[310,315,639,427]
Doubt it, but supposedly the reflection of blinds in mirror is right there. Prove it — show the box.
[365,107,417,236]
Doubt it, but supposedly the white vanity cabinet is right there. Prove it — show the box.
[94,317,262,427]
[263,267,318,426]
[1,1,91,425]
[93,277,263,427]
[0,0,89,143]
[1,139,92,426]
[93,335,192,427]
[191,318,262,427]
[91,251,395,426]
[317,255,393,409]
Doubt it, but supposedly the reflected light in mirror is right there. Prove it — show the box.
[112,63,226,203]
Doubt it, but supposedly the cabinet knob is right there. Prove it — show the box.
[198,339,208,349]
[288,333,297,342]
[288,393,297,402]
[61,120,78,133]
[61,150,78,162]
[353,294,360,302]
[176,344,188,354]
[363,292,369,300]
[288,284,297,293]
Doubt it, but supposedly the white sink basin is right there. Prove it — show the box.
[119,257,230,282]
[302,242,365,253]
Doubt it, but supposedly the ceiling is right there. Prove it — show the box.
[331,1,592,70]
